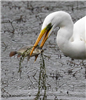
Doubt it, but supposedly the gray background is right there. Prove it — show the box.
[1,1,86,100]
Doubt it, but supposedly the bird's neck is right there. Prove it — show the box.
[56,22,74,57]
[55,11,73,46]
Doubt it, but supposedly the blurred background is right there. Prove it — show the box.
[1,1,86,100]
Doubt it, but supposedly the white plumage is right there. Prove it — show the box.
[30,11,86,59]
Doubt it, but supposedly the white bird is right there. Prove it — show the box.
[30,11,86,59]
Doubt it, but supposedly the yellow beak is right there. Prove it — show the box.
[30,23,52,56]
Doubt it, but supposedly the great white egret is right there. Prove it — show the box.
[30,11,86,59]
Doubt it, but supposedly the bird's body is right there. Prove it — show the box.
[30,11,86,60]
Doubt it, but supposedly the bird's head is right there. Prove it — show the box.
[30,11,61,56]
[30,23,53,56]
